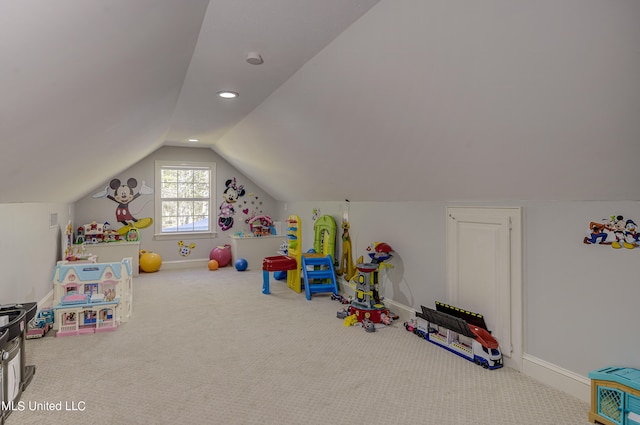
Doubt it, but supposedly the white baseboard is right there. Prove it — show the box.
[38,289,54,309]
[336,279,416,324]
[160,258,209,271]
[337,278,591,403]
[522,354,590,403]
[381,298,415,323]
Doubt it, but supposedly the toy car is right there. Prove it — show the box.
[404,318,418,332]
[379,312,392,325]
[337,308,350,319]
[26,308,54,339]
[331,294,350,304]
[26,323,51,339]
[362,318,376,333]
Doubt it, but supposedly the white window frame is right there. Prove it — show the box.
[154,160,216,241]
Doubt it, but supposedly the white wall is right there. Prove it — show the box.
[5,195,636,399]
[0,202,72,305]
[74,146,279,264]
[276,201,447,309]
[525,201,640,374]
[276,200,640,380]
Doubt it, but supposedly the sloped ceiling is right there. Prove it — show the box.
[2,0,640,204]
[0,0,210,203]
[215,0,640,202]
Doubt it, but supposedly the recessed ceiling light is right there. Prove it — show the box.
[187,138,199,142]
[217,91,238,99]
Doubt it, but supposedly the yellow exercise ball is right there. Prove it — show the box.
[139,251,162,273]
[207,259,219,271]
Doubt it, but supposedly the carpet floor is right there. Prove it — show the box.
[9,267,590,425]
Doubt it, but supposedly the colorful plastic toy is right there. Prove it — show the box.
[337,308,350,319]
[125,226,140,242]
[235,258,248,271]
[331,294,349,304]
[262,255,297,294]
[248,215,274,237]
[340,242,395,324]
[361,318,376,333]
[52,259,133,337]
[337,219,356,281]
[139,250,162,272]
[286,215,303,293]
[210,244,232,267]
[301,253,339,300]
[313,215,336,257]
[207,259,219,271]
[588,366,640,425]
[405,301,503,369]
[343,314,357,327]
[26,308,54,339]
[367,242,393,263]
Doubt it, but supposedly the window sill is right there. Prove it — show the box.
[153,232,218,241]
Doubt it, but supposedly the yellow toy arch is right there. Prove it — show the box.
[313,215,336,257]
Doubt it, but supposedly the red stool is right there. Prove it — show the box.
[262,256,297,294]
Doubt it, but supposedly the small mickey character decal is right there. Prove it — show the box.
[178,241,196,256]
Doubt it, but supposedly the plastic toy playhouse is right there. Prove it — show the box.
[589,366,640,425]
[52,258,133,337]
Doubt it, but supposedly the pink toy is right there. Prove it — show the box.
[210,244,232,267]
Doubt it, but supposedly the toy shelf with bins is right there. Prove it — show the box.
[589,367,640,425]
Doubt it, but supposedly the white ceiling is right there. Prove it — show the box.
[2,0,640,204]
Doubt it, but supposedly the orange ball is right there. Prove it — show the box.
[207,259,219,271]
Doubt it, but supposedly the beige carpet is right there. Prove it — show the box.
[10,267,590,425]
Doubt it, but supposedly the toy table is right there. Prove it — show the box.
[589,367,640,425]
[262,255,297,294]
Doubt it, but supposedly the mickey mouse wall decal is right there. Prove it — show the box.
[93,177,154,235]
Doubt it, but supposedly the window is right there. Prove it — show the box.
[154,161,216,239]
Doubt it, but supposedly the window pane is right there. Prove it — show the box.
[177,169,193,182]
[161,182,177,198]
[162,201,177,216]
[177,215,194,232]
[193,215,208,231]
[193,183,209,198]
[161,217,177,232]
[161,169,177,183]
[178,201,194,216]
[177,183,194,198]
[193,201,208,215]
[193,169,209,183]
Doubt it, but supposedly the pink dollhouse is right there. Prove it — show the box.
[52,258,133,337]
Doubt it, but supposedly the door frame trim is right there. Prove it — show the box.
[446,206,523,371]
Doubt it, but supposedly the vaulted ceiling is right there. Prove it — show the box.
[2,0,640,204]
